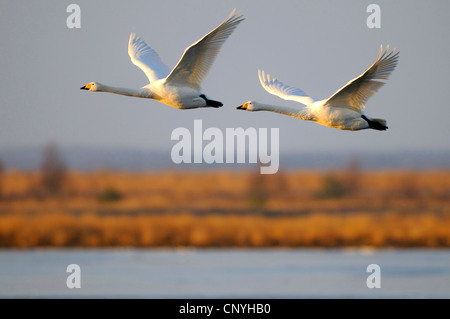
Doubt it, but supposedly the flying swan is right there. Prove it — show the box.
[237,45,399,130]
[81,10,244,109]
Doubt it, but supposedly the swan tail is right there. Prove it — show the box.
[200,94,223,108]
[361,115,388,131]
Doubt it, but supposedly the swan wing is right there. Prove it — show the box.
[128,33,171,83]
[324,45,399,111]
[164,9,245,90]
[258,70,317,106]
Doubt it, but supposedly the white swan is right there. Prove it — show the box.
[237,45,399,131]
[81,10,244,109]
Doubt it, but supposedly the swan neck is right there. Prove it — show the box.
[98,84,152,98]
[256,103,311,120]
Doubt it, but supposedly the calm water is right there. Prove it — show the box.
[0,248,449,298]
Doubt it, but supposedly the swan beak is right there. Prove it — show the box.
[236,105,245,110]
[80,83,91,90]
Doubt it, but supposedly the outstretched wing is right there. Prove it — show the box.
[258,70,317,106]
[165,9,245,90]
[128,33,171,83]
[324,45,399,111]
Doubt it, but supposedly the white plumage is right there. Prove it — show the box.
[238,45,399,131]
[81,10,245,109]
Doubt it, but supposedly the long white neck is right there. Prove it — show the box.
[253,102,313,121]
[96,84,153,98]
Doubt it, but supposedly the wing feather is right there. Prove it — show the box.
[165,9,245,89]
[128,33,171,83]
[258,70,317,106]
[324,45,399,111]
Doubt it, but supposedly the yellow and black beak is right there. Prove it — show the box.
[236,104,246,110]
[80,83,91,90]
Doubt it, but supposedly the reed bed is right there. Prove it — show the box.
[0,169,449,248]
[0,211,449,248]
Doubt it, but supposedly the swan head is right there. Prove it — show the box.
[236,101,259,111]
[80,82,102,92]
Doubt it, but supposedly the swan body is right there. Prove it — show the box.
[81,10,245,109]
[237,45,399,131]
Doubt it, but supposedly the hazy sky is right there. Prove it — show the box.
[1,0,449,156]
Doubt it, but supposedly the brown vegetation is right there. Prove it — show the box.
[0,168,449,248]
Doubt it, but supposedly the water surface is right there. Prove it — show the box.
[0,248,449,298]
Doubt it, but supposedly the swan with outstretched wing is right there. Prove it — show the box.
[81,10,245,109]
[238,45,399,131]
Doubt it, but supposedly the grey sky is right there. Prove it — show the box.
[1,0,449,156]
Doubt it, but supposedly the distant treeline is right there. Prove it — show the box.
[1,144,449,171]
